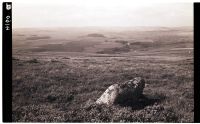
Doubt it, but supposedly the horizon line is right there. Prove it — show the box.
[13,25,193,29]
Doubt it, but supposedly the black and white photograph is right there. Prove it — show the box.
[2,0,196,122]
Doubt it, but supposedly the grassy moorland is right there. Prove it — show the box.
[12,27,193,122]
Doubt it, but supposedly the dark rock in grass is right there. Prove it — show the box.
[47,95,57,102]
[96,77,145,105]
[27,58,39,63]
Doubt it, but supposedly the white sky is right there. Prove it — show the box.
[12,0,194,28]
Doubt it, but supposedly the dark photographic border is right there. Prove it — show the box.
[2,2,12,122]
[194,2,200,123]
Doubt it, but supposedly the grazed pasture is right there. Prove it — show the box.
[12,27,193,122]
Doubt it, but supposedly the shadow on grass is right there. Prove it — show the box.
[118,94,166,110]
